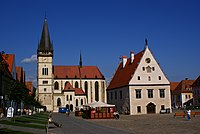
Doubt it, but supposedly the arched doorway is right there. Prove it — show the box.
[66,104,69,109]
[146,102,156,114]
[70,104,73,111]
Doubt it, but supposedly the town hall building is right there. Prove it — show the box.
[107,40,171,115]
[37,18,106,112]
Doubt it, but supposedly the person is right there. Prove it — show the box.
[113,111,119,120]
[48,114,62,127]
[187,109,191,121]
[66,109,70,117]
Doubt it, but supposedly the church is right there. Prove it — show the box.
[107,40,171,115]
[37,18,106,112]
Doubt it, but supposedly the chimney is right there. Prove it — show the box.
[122,56,127,68]
[130,51,134,63]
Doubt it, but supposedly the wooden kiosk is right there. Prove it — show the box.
[82,101,115,119]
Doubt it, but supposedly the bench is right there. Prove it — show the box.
[174,112,186,118]
[195,111,200,115]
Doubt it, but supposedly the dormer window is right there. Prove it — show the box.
[66,75,68,78]
[75,75,77,78]
[95,75,98,78]
[85,75,87,78]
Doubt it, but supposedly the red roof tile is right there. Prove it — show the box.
[107,50,144,90]
[2,54,15,74]
[54,66,104,79]
[74,88,85,95]
[170,82,179,91]
[25,81,33,94]
[63,82,85,95]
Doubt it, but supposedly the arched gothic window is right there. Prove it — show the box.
[84,81,88,98]
[76,99,78,106]
[95,81,99,101]
[75,81,79,88]
[57,98,61,106]
[54,81,59,90]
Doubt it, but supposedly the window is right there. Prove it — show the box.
[111,92,113,100]
[57,98,61,106]
[66,95,68,101]
[159,89,165,98]
[148,76,151,81]
[137,106,141,113]
[120,91,122,99]
[44,88,46,92]
[70,95,72,101]
[152,67,155,71]
[148,89,153,98]
[81,99,83,105]
[161,105,165,110]
[84,81,88,98]
[75,81,79,88]
[65,81,69,87]
[189,95,191,99]
[135,89,141,99]
[146,66,151,73]
[95,81,99,101]
[54,81,59,90]
[115,91,117,99]
[185,95,188,99]
[159,76,161,80]
[138,76,140,80]
[107,92,109,100]
[142,67,145,71]
[43,81,48,84]
[76,99,78,106]
[42,68,48,75]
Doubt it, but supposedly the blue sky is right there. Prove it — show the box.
[0,0,200,86]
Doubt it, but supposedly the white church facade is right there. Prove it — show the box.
[107,40,171,115]
[37,18,106,112]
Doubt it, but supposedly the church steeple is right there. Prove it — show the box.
[37,17,53,55]
[79,51,82,68]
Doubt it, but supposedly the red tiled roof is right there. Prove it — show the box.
[107,50,144,90]
[16,66,22,82]
[74,88,85,95]
[192,76,200,87]
[25,81,33,94]
[2,54,15,74]
[54,66,104,79]
[63,82,74,91]
[172,80,195,94]
[63,82,85,95]
[170,82,179,91]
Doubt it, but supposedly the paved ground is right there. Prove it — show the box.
[88,113,200,134]
[1,110,200,134]
[48,111,200,134]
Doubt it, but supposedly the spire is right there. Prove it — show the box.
[145,38,149,49]
[37,17,53,54]
[79,51,82,68]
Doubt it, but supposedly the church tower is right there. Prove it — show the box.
[37,17,54,111]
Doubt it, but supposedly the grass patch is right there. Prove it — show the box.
[0,128,33,134]
[0,120,46,129]
[0,112,49,129]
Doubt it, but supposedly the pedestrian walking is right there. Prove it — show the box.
[187,109,191,121]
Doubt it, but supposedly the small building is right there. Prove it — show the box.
[171,79,194,108]
[107,40,171,115]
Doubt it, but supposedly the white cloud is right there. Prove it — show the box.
[21,54,37,63]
